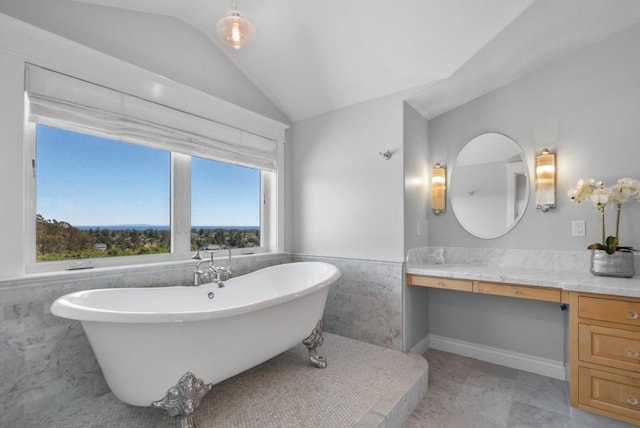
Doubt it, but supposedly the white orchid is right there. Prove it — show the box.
[569,177,640,254]
[568,179,602,205]
[589,186,610,208]
[609,177,640,204]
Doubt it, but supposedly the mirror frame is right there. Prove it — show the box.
[450,133,530,239]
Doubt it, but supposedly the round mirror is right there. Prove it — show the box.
[450,133,529,239]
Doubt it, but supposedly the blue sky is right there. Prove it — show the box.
[36,124,260,227]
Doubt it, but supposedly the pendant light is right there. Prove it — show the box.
[217,0,255,50]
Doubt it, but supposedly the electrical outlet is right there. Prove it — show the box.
[572,220,585,237]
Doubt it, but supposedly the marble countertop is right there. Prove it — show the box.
[406,263,640,299]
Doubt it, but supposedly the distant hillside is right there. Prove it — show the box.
[36,215,259,262]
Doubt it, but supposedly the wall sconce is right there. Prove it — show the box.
[432,163,446,214]
[536,148,556,212]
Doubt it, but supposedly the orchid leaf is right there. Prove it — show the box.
[587,236,634,254]
[587,243,606,251]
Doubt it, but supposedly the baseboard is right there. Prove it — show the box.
[428,334,566,380]
[409,335,430,355]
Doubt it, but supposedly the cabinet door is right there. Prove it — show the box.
[475,281,560,302]
[579,324,640,372]
[579,296,640,327]
[578,367,640,423]
[407,275,473,292]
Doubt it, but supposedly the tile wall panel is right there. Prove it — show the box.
[294,255,404,351]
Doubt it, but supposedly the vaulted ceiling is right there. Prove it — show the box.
[71,0,640,122]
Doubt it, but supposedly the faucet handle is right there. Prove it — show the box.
[215,266,232,281]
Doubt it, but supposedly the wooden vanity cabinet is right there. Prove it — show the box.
[474,281,562,303]
[407,272,640,424]
[570,292,640,425]
[406,274,563,303]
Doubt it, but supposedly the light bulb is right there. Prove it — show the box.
[217,10,255,50]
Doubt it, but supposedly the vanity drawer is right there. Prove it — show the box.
[407,275,473,292]
[579,296,640,327]
[578,367,640,422]
[579,324,640,372]
[475,281,561,302]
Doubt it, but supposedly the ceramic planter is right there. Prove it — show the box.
[590,250,635,278]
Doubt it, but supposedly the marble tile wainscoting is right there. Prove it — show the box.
[0,253,291,427]
[293,254,404,351]
[405,246,640,273]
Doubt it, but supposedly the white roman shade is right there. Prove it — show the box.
[25,63,277,170]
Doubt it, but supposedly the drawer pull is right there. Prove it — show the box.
[628,396,639,406]
[628,349,640,358]
[438,281,445,287]
[627,311,639,320]
[514,289,521,295]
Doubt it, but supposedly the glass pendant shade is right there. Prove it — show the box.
[217,10,254,50]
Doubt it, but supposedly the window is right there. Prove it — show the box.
[191,156,261,251]
[25,64,280,271]
[31,124,268,269]
[35,124,171,262]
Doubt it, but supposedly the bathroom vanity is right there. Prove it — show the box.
[407,265,640,426]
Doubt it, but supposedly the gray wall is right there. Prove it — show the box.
[429,22,640,251]
[427,289,565,361]
[422,22,640,361]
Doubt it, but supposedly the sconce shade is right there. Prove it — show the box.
[217,7,254,50]
[536,149,555,212]
[432,163,446,214]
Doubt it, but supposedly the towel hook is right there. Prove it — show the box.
[379,150,392,160]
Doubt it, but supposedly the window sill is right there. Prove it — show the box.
[0,252,290,290]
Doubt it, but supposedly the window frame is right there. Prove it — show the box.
[25,121,269,274]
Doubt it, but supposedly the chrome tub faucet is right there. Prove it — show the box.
[192,245,233,286]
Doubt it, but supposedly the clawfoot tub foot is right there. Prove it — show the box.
[152,372,212,428]
[303,320,327,369]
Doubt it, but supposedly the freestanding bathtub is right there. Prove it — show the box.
[51,261,341,411]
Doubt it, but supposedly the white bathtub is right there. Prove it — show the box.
[51,261,341,407]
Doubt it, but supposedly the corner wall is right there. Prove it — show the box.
[402,103,430,352]
[289,93,407,350]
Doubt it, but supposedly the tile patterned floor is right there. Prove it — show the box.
[404,349,638,428]
[25,333,427,428]
[20,337,639,428]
